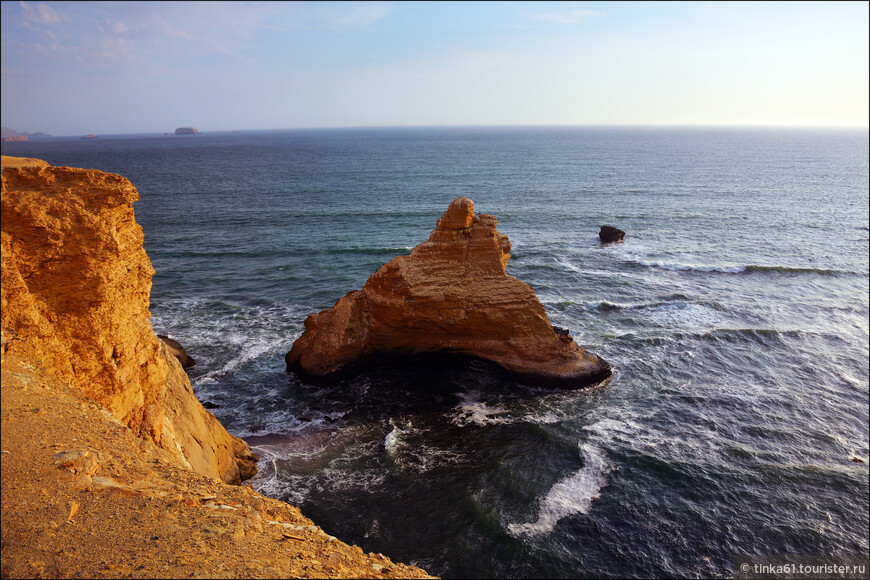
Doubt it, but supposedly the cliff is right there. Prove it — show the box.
[0,155,432,579]
[1,156,255,485]
[287,196,611,388]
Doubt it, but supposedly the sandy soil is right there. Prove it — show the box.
[0,346,435,579]
[0,156,49,168]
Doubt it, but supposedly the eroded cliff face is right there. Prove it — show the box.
[0,156,256,484]
[286,196,611,388]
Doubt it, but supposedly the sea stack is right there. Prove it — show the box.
[286,196,611,388]
[174,126,200,135]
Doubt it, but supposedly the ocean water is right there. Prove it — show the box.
[4,126,868,579]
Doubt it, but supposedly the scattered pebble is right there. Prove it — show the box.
[67,501,79,522]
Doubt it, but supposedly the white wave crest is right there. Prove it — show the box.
[384,419,463,473]
[602,244,745,274]
[196,334,285,382]
[508,444,611,537]
[452,391,512,427]
[642,302,723,330]
[384,418,407,457]
[384,426,400,454]
[636,259,745,274]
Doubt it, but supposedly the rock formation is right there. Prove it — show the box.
[287,196,611,388]
[158,334,197,369]
[175,126,200,135]
[599,225,625,243]
[1,156,256,485]
[1,135,28,142]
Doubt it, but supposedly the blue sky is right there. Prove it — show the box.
[1,1,868,135]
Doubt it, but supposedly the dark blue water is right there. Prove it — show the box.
[5,126,868,579]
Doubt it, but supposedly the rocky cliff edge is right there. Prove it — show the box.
[0,156,255,485]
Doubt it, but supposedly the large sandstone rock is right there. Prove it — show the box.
[1,157,257,484]
[286,196,611,388]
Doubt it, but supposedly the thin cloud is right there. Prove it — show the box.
[19,1,61,25]
[96,19,128,36]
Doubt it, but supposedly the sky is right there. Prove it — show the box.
[1,1,868,136]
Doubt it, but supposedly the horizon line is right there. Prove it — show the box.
[4,122,869,139]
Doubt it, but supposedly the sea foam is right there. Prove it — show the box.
[507,444,611,537]
[452,391,512,427]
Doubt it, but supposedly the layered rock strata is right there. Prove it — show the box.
[1,156,256,485]
[287,196,611,388]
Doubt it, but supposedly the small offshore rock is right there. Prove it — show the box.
[157,335,196,369]
[599,225,626,243]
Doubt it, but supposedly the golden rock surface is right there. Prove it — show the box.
[1,158,255,484]
[287,196,611,388]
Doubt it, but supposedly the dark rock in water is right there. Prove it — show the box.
[201,401,220,409]
[552,325,574,342]
[599,225,625,243]
[157,335,196,369]
[852,456,865,463]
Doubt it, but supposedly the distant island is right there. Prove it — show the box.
[1,127,51,141]
[81,134,97,139]
[174,126,200,135]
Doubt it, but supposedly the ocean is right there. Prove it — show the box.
[3,126,868,579]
